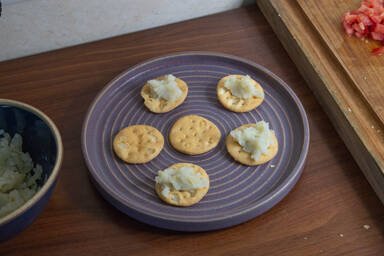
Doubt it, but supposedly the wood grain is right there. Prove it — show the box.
[297,0,384,124]
[0,5,383,256]
[257,0,384,204]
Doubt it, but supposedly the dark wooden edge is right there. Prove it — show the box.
[257,0,384,204]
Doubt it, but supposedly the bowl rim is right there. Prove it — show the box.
[0,99,63,226]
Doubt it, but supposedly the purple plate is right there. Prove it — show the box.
[82,52,309,231]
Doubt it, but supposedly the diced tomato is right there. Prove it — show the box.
[342,0,384,56]
[352,23,365,33]
[374,24,384,34]
[371,31,384,40]
[370,14,383,24]
[358,14,373,26]
[372,46,384,55]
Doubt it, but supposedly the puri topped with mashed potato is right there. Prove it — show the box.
[155,163,209,207]
[141,74,188,113]
[217,74,264,112]
[226,121,278,166]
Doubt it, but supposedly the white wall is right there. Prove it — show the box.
[0,0,245,61]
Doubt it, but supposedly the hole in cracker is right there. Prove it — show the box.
[181,191,191,198]
[148,134,157,142]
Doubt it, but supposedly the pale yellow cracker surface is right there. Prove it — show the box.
[217,74,264,113]
[141,76,188,113]
[226,124,278,166]
[113,125,164,164]
[155,163,210,207]
[169,115,221,155]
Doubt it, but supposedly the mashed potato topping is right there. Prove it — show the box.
[148,74,182,102]
[0,130,43,218]
[224,75,264,99]
[230,121,273,161]
[155,166,209,197]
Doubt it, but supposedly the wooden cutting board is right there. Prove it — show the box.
[257,0,384,203]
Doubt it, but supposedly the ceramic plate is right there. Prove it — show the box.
[82,52,309,231]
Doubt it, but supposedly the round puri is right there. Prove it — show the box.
[169,115,221,155]
[113,125,164,164]
[141,76,188,113]
[226,124,278,166]
[217,74,264,112]
[155,163,210,207]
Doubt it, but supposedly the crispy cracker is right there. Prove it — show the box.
[113,125,164,164]
[169,115,221,155]
[155,163,209,207]
[217,75,264,113]
[141,76,188,113]
[226,124,278,166]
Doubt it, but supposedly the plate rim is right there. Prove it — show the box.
[81,51,310,229]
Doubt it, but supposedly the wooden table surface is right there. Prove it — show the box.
[0,5,383,256]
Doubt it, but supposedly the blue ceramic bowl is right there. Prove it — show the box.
[0,99,63,241]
